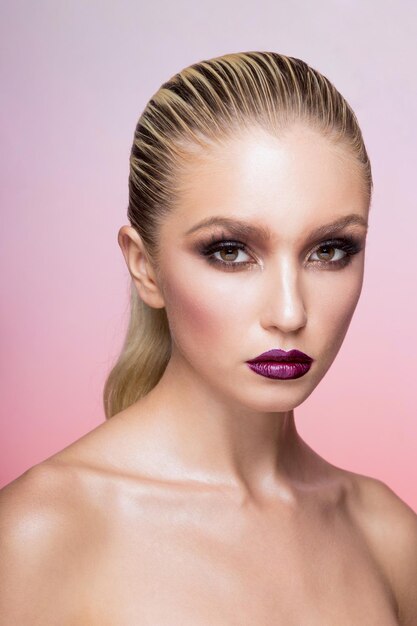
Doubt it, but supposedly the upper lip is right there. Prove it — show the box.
[247,349,313,364]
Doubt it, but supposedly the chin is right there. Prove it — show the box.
[228,379,318,414]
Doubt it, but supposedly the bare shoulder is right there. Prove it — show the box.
[0,461,95,624]
[344,471,417,625]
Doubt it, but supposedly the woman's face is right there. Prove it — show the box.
[155,124,369,412]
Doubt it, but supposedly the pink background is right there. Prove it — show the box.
[1,1,416,511]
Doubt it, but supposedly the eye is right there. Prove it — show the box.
[306,238,363,269]
[211,242,252,264]
[198,235,363,271]
[309,244,346,263]
[199,240,256,271]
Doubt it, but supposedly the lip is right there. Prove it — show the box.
[247,349,313,364]
[246,349,313,380]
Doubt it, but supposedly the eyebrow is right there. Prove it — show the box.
[184,213,368,241]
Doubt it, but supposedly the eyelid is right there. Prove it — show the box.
[197,233,364,272]
[197,230,364,256]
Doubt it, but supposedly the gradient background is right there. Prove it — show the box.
[1,1,416,511]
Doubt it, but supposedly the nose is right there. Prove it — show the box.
[260,254,307,333]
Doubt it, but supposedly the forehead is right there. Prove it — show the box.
[171,124,369,240]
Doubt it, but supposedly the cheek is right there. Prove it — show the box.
[313,269,364,353]
[161,265,244,353]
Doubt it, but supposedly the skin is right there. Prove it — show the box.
[1,123,417,625]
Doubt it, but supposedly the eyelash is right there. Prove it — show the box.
[198,234,363,271]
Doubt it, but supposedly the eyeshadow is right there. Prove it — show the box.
[185,213,368,243]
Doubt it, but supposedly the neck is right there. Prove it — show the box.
[125,352,315,506]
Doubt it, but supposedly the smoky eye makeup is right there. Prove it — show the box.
[195,229,365,272]
[195,230,252,266]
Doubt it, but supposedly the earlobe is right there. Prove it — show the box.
[117,226,166,309]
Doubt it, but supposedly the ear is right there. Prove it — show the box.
[117,225,166,309]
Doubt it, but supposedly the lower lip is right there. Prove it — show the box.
[246,361,312,380]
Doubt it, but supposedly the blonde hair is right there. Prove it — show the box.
[102,51,373,419]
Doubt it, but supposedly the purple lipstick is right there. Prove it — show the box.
[246,349,313,380]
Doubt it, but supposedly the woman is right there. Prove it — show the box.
[1,51,416,625]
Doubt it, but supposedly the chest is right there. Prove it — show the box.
[72,500,400,625]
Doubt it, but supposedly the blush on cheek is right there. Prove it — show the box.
[318,280,363,358]
[163,276,223,351]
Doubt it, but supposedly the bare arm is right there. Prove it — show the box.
[383,489,417,626]
[352,476,417,625]
[0,463,85,625]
